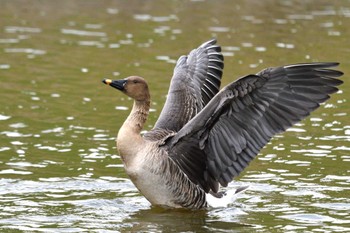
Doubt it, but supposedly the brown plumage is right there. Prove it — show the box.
[102,39,343,209]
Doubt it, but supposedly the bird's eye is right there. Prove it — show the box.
[133,80,138,84]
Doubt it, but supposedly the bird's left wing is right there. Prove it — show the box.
[165,63,343,193]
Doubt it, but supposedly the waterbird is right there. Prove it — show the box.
[102,39,343,209]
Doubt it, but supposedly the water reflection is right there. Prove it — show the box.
[122,207,248,232]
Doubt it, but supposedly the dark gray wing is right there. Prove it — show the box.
[153,39,224,132]
[166,62,343,193]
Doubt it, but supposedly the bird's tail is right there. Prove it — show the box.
[206,185,249,208]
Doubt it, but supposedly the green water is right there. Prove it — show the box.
[1,1,349,232]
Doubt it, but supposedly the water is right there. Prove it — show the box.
[1,0,350,232]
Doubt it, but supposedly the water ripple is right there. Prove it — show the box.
[5,26,42,33]
[61,28,107,37]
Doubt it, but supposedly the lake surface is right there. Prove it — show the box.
[1,0,350,232]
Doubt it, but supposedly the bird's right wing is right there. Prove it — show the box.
[166,63,343,193]
[153,39,224,132]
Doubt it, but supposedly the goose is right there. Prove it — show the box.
[102,39,343,209]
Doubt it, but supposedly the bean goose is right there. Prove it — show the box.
[102,39,343,209]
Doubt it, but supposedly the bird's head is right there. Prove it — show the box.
[102,76,150,101]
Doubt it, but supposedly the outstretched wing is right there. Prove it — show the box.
[166,62,343,193]
[153,39,224,132]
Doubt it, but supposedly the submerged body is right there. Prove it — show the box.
[102,39,343,209]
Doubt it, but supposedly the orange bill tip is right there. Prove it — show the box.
[102,79,112,85]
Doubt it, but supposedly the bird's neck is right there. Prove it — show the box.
[125,99,150,133]
[116,99,150,163]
